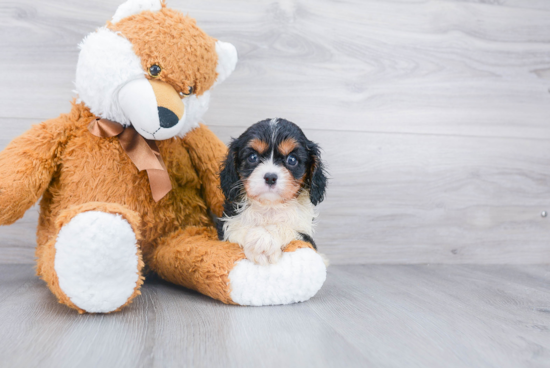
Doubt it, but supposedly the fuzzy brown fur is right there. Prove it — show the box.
[249,138,268,154]
[107,6,218,96]
[150,226,245,304]
[151,230,314,304]
[0,3,319,312]
[0,102,318,311]
[36,202,145,314]
[0,102,227,310]
[6,103,220,256]
[283,240,314,253]
[278,138,298,156]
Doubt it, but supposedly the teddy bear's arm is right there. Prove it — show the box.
[151,226,324,306]
[0,117,68,225]
[182,124,227,217]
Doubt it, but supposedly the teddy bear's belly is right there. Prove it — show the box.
[36,134,212,255]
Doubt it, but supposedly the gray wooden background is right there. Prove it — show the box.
[1,0,549,264]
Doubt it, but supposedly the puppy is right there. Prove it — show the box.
[217,118,327,265]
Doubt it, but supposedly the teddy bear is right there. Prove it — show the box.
[0,0,326,313]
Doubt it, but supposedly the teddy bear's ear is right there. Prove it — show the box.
[214,41,238,87]
[111,0,163,24]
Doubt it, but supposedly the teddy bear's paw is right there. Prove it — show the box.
[228,248,326,306]
[54,211,141,313]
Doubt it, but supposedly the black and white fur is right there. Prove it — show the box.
[217,118,327,265]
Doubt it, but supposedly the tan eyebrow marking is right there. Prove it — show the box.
[278,138,298,156]
[249,138,269,154]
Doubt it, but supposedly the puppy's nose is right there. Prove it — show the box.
[158,107,179,128]
[264,173,278,186]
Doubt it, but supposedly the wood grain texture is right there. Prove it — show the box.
[0,264,549,368]
[1,0,550,138]
[1,1,550,264]
[1,123,550,264]
[216,126,550,264]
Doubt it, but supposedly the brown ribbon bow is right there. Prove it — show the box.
[88,118,172,202]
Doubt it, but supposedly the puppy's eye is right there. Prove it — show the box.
[149,64,162,78]
[286,154,298,166]
[248,153,259,163]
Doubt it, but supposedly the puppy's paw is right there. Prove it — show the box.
[242,227,283,266]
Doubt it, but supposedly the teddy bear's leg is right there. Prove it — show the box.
[149,227,327,306]
[36,202,144,314]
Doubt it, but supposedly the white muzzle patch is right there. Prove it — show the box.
[117,78,187,140]
[246,158,292,202]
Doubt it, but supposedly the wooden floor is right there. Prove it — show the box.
[0,263,548,368]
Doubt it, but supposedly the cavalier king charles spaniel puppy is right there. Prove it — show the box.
[217,118,328,265]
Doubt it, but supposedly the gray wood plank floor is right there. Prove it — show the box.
[0,263,549,368]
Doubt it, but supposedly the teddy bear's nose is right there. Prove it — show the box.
[158,107,179,128]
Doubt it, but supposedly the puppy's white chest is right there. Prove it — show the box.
[222,192,316,246]
[245,206,298,228]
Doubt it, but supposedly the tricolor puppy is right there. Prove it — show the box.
[218,118,328,265]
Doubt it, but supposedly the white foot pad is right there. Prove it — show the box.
[55,211,140,313]
[228,248,327,306]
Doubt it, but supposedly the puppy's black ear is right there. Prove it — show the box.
[306,140,328,206]
[220,139,241,202]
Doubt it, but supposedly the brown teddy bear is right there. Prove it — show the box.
[0,0,326,313]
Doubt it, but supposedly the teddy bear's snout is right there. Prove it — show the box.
[117,77,187,140]
[149,79,185,127]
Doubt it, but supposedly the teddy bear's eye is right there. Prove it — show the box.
[180,86,194,96]
[149,64,162,78]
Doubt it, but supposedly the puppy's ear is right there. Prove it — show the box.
[220,139,241,202]
[306,141,328,206]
